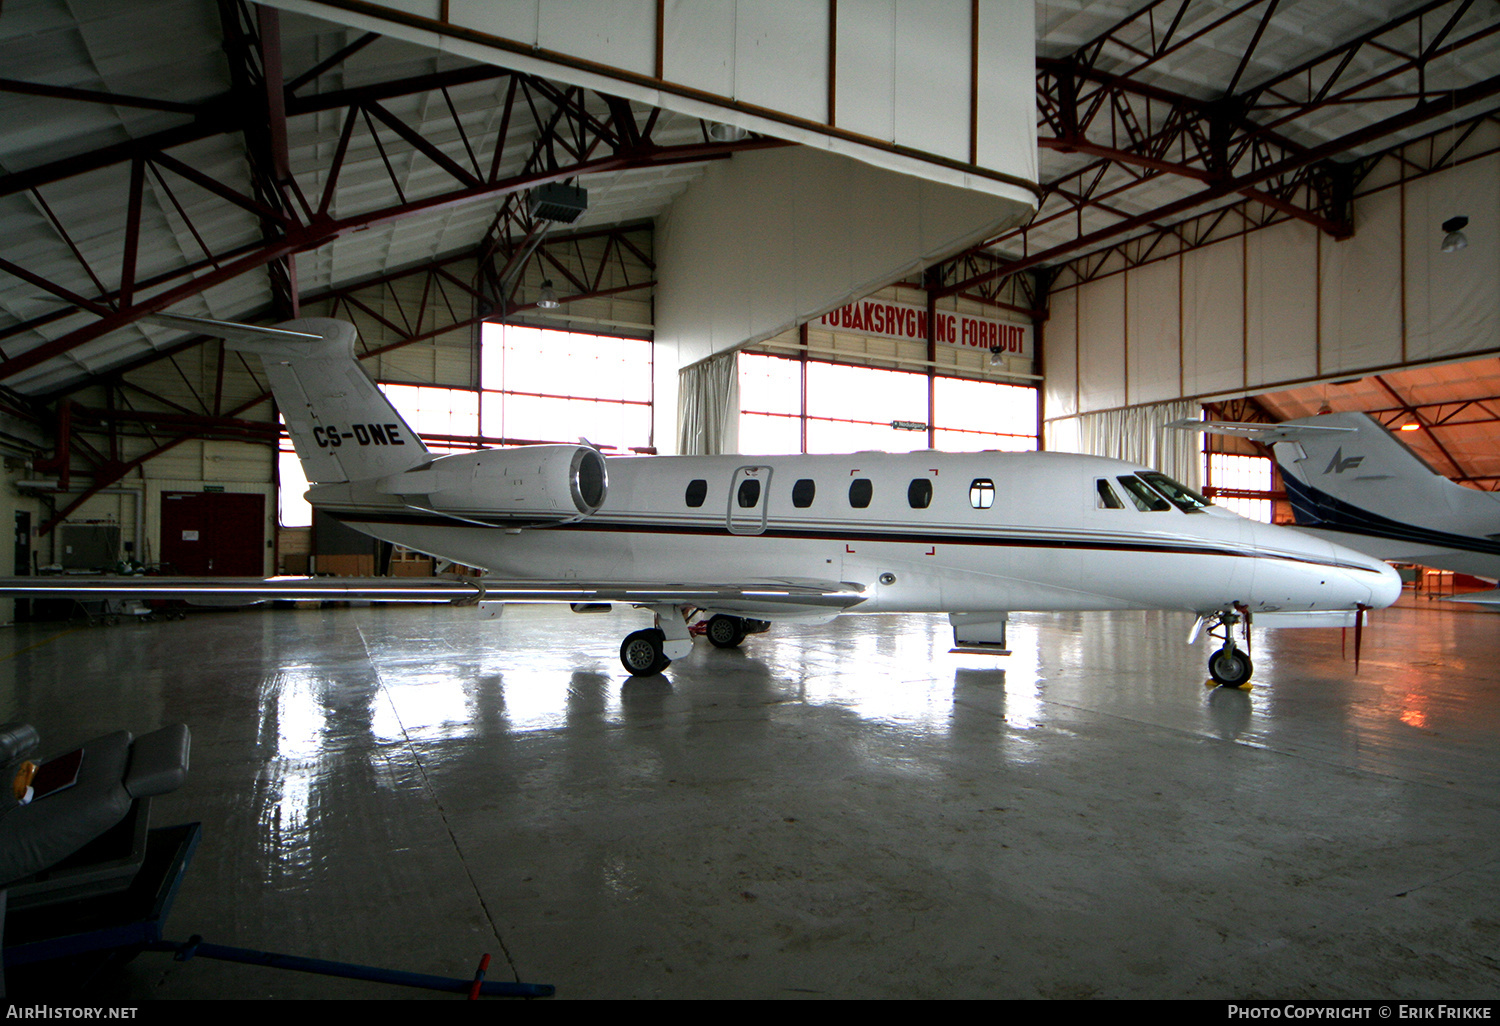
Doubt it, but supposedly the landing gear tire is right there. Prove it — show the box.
[621,628,671,676]
[705,615,747,649]
[1208,648,1253,688]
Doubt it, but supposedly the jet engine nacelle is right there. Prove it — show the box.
[379,444,607,525]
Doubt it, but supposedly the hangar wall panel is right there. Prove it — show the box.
[1246,220,1318,387]
[1319,188,1403,377]
[833,1,897,145]
[1076,275,1125,413]
[1403,153,1500,363]
[1044,288,1079,422]
[654,145,1031,451]
[728,0,830,126]
[1180,239,1245,398]
[267,0,1039,201]
[1125,258,1182,407]
[664,3,736,98]
[892,1,970,162]
[1044,156,1499,437]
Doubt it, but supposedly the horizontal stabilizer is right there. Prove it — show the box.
[143,313,325,345]
[1166,418,1357,443]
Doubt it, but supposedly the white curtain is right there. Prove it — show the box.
[1046,399,1204,491]
[677,351,740,455]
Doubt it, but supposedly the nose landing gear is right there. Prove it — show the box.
[1204,608,1253,688]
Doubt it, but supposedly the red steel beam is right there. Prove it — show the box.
[939,70,1500,298]
[0,137,727,384]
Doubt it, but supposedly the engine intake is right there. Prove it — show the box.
[379,444,608,526]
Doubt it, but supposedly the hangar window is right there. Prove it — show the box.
[908,479,932,509]
[849,478,873,508]
[970,479,995,509]
[1117,475,1172,512]
[738,353,1037,455]
[1207,454,1274,523]
[480,324,653,453]
[792,479,816,508]
[931,376,1037,452]
[685,479,708,507]
[1096,479,1124,509]
[737,479,762,508]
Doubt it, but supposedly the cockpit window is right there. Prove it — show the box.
[1116,475,1172,512]
[1138,472,1212,513]
[1096,479,1124,509]
[685,479,707,507]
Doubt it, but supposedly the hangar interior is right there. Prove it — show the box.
[1,0,1498,1001]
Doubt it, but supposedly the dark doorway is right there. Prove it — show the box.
[159,492,265,576]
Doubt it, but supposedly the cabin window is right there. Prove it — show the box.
[908,478,933,509]
[1139,472,1211,513]
[737,479,762,508]
[1096,479,1124,509]
[969,478,995,509]
[1117,475,1171,512]
[792,479,816,508]
[685,479,707,507]
[849,478,873,508]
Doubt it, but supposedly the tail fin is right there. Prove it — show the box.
[148,314,430,484]
[1266,412,1442,526]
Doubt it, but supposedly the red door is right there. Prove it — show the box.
[160,492,265,576]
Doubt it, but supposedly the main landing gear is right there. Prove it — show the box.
[1204,608,1253,688]
[620,628,672,676]
[618,612,771,676]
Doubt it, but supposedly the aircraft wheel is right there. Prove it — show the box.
[705,614,747,649]
[1208,648,1253,688]
[621,628,671,676]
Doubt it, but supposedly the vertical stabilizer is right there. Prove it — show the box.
[222,318,430,484]
[1271,412,1444,526]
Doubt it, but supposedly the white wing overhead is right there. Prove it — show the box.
[1166,418,1357,443]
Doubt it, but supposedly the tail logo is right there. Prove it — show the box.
[1324,447,1365,475]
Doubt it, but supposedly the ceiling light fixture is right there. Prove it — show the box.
[707,121,747,143]
[1441,216,1469,253]
[537,280,560,309]
[1399,421,1422,432]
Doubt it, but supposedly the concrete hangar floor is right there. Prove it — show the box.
[4,596,1498,1000]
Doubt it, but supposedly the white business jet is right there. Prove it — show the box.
[1173,412,1500,604]
[6,317,1401,687]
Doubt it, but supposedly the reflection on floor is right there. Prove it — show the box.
[4,596,1498,999]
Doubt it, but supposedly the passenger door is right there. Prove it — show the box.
[726,466,772,535]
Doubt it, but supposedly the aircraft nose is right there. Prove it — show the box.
[1324,539,1403,609]
[1251,522,1403,611]
[1362,554,1403,609]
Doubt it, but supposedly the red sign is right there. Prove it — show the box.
[817,298,1031,359]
